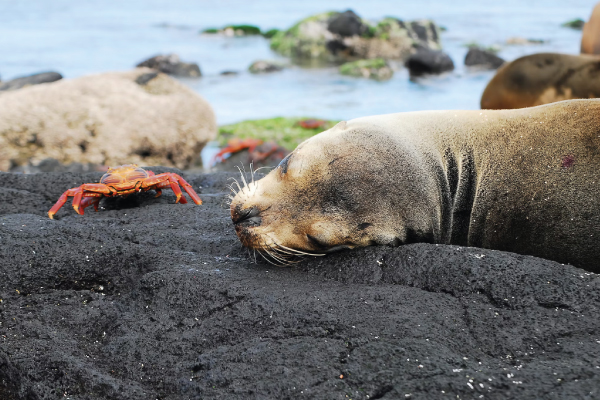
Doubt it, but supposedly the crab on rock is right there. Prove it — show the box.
[48,164,202,219]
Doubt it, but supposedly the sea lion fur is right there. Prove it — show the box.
[231,99,600,271]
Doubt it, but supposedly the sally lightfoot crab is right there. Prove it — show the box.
[48,164,202,219]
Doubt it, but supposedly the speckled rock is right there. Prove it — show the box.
[0,170,599,399]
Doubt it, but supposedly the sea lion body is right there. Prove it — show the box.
[582,2,600,55]
[480,53,600,110]
[231,100,600,271]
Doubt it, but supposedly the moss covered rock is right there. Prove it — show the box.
[339,58,393,80]
[270,10,441,63]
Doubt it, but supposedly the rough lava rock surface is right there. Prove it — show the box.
[1,170,599,399]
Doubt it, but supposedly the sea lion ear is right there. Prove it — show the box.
[277,153,293,175]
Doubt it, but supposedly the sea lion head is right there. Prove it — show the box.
[229,120,440,263]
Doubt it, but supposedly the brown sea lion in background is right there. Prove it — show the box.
[480,53,600,109]
[581,2,600,54]
[231,99,600,272]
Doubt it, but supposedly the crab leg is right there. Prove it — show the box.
[48,184,111,219]
[48,187,81,219]
[76,193,103,215]
[174,175,202,205]
[141,173,202,205]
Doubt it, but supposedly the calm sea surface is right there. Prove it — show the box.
[0,0,594,125]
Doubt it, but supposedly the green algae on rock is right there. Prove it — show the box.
[339,58,393,80]
[270,10,442,64]
[218,117,339,150]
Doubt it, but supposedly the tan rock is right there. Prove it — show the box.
[0,68,217,171]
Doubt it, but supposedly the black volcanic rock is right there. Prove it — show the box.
[1,170,599,399]
[465,47,505,69]
[327,10,367,37]
[405,48,454,77]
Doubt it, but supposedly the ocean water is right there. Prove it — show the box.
[0,0,593,126]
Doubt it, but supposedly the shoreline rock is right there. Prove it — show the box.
[0,69,216,171]
[270,10,442,64]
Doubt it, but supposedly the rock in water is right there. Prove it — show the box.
[0,71,62,91]
[327,9,367,37]
[339,58,393,80]
[248,60,284,73]
[270,11,442,63]
[405,48,454,77]
[136,54,202,77]
[0,69,216,171]
[464,48,505,69]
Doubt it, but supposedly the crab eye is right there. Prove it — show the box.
[278,153,292,174]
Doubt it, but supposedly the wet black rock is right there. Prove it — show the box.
[136,54,201,77]
[464,48,505,69]
[405,48,454,77]
[0,72,62,91]
[1,170,599,399]
[327,9,367,37]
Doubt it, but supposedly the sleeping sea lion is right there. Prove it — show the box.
[231,99,600,271]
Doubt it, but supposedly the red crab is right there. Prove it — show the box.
[48,164,202,219]
[212,138,287,165]
[297,119,327,129]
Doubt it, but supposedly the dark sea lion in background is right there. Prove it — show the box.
[480,53,600,109]
[231,99,600,271]
[581,2,600,54]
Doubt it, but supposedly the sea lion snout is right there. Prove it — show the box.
[231,205,262,227]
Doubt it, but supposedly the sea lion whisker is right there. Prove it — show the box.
[258,248,286,266]
[236,165,249,193]
[253,166,274,174]
[227,178,243,195]
[265,233,325,256]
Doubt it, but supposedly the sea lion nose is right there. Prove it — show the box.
[231,205,262,227]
